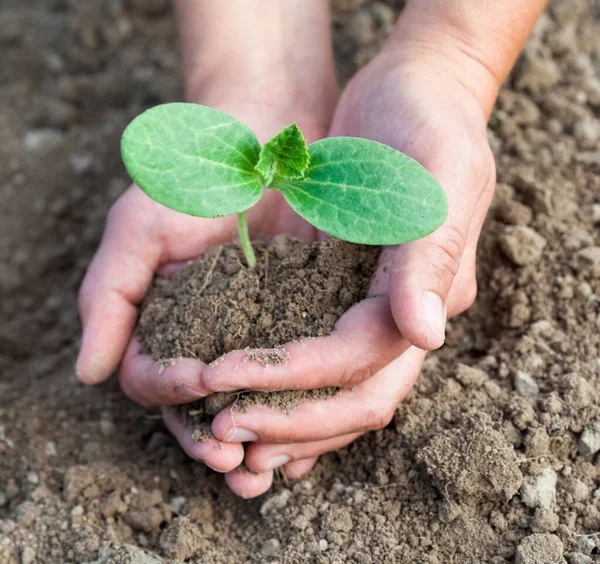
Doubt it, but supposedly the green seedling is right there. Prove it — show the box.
[121,103,448,268]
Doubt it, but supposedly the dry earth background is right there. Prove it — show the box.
[1,0,600,562]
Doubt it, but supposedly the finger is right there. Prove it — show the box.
[244,433,362,473]
[76,191,163,385]
[282,457,318,481]
[162,407,244,473]
[202,296,409,392]
[225,468,274,499]
[76,187,239,386]
[389,140,495,350]
[119,339,210,407]
[211,347,426,443]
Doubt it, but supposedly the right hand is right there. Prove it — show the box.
[76,98,330,475]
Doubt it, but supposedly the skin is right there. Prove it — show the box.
[77,0,548,498]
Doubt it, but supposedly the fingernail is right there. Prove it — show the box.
[177,386,206,400]
[267,455,291,470]
[205,462,225,473]
[226,428,258,442]
[420,291,446,341]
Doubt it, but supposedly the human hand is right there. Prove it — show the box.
[196,47,498,497]
[76,97,332,473]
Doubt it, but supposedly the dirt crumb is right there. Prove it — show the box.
[418,413,523,503]
[515,534,566,564]
[191,425,213,443]
[243,348,291,367]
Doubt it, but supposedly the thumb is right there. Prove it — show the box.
[389,143,493,351]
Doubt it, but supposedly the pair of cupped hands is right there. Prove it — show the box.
[77,49,496,498]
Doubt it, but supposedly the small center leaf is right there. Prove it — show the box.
[255,123,310,186]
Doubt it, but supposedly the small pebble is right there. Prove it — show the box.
[499,226,547,266]
[514,371,539,397]
[573,247,600,277]
[261,539,281,558]
[23,128,66,154]
[520,468,557,509]
[578,422,600,456]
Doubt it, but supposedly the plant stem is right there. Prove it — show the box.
[237,211,256,269]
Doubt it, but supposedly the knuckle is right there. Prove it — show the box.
[362,401,395,432]
[343,363,375,387]
[427,224,466,282]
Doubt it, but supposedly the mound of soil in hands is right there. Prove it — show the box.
[139,235,379,417]
[2,1,600,563]
[139,236,378,363]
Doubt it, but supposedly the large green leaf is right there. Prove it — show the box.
[121,103,264,218]
[255,123,310,185]
[272,137,448,245]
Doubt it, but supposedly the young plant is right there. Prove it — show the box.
[121,103,448,268]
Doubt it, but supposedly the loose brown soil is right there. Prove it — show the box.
[2,1,600,563]
[139,236,378,416]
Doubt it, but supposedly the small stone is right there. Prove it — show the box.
[497,200,533,225]
[515,534,566,564]
[71,505,84,517]
[573,118,600,148]
[454,364,488,387]
[578,422,600,456]
[499,226,547,266]
[319,539,328,552]
[260,489,292,516]
[261,539,281,558]
[99,419,116,437]
[564,228,594,251]
[23,128,66,154]
[69,152,94,176]
[577,536,596,554]
[520,468,557,509]
[514,371,539,397]
[20,546,36,564]
[169,496,186,514]
[45,442,57,456]
[565,479,589,502]
[573,247,600,277]
[26,473,39,485]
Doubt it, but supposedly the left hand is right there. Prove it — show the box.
[205,47,497,498]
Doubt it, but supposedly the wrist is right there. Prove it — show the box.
[386,28,499,120]
[174,0,338,127]
[387,0,547,119]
